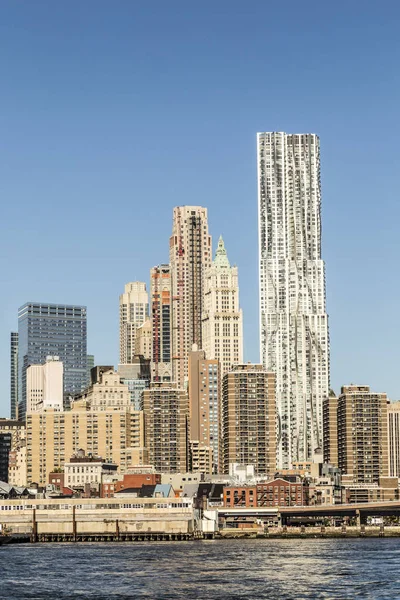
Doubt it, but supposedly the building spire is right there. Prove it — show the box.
[214,235,230,268]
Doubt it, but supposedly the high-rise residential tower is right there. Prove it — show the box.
[150,264,172,382]
[170,206,212,387]
[202,236,243,377]
[188,346,220,473]
[222,364,276,475]
[18,303,87,419]
[10,332,19,419]
[119,282,149,364]
[258,132,330,467]
[387,401,400,478]
[26,356,64,413]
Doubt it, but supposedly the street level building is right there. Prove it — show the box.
[170,206,211,387]
[18,303,87,418]
[142,382,189,473]
[64,450,118,490]
[119,282,149,365]
[258,132,330,467]
[202,236,243,377]
[222,364,276,475]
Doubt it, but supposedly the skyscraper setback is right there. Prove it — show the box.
[258,132,330,467]
[170,206,211,387]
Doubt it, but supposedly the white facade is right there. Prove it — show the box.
[258,132,330,467]
[388,401,400,478]
[26,356,64,412]
[202,236,243,377]
[119,282,149,364]
[65,460,117,488]
[170,206,212,387]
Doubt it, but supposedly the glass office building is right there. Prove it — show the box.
[18,303,87,418]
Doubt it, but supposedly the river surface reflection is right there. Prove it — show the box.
[1,538,399,599]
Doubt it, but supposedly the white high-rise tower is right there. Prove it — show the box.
[202,236,243,377]
[258,132,330,468]
[119,282,149,364]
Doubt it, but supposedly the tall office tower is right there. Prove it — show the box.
[188,345,220,473]
[202,236,243,377]
[141,382,189,473]
[150,264,172,382]
[222,364,276,475]
[388,401,400,478]
[336,385,388,484]
[18,303,87,419]
[119,282,149,364]
[10,332,19,419]
[322,392,339,467]
[258,132,330,468]
[26,356,64,413]
[170,206,212,387]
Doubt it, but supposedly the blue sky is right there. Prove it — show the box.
[1,1,400,415]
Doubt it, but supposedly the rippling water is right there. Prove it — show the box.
[1,539,400,599]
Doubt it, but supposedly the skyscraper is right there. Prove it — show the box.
[26,356,64,413]
[170,206,212,387]
[18,303,87,418]
[258,132,330,467]
[119,282,149,364]
[202,236,243,377]
[150,264,172,382]
[10,332,18,419]
[387,401,400,478]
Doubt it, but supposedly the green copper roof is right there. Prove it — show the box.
[213,235,230,268]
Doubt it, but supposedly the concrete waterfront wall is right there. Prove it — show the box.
[0,497,195,536]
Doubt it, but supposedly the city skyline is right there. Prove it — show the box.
[2,3,400,413]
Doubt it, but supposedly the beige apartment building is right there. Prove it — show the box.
[388,400,400,477]
[119,282,149,364]
[26,368,146,486]
[142,382,189,473]
[170,206,212,387]
[222,364,276,475]
[188,346,219,473]
[202,236,243,378]
[322,392,339,467]
[336,385,389,484]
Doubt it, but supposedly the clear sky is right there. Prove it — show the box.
[1,1,400,415]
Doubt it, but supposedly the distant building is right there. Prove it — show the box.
[118,359,150,411]
[10,332,18,420]
[26,356,64,413]
[86,354,95,385]
[388,401,400,477]
[142,382,189,473]
[0,419,26,485]
[135,319,152,360]
[222,364,276,475]
[119,282,149,364]
[202,236,243,377]
[18,303,87,418]
[0,433,12,482]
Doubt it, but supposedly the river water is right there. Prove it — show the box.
[1,538,399,599]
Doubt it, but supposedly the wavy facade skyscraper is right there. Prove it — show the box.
[258,132,330,468]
